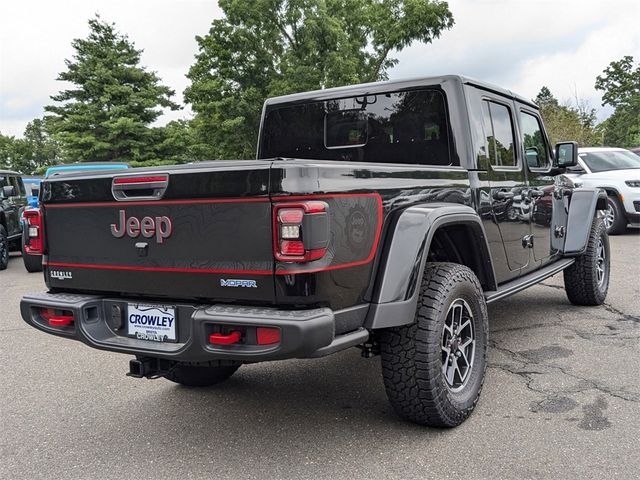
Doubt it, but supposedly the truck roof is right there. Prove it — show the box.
[0,169,20,175]
[264,74,538,109]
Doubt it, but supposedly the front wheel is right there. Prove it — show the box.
[164,363,240,387]
[379,262,488,427]
[603,195,626,235]
[563,217,610,306]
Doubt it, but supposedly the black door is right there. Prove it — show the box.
[479,98,531,279]
[517,106,565,266]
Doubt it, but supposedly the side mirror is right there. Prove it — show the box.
[555,141,578,168]
[2,185,16,198]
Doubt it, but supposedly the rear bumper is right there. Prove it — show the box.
[20,292,366,363]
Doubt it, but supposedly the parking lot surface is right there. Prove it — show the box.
[1,232,639,480]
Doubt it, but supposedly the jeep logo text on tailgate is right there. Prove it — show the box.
[110,210,172,244]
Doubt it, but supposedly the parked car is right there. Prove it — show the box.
[20,76,608,428]
[565,147,640,234]
[21,176,42,209]
[22,163,130,272]
[0,170,28,270]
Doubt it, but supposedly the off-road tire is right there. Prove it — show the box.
[605,195,626,235]
[379,262,488,427]
[0,225,9,270]
[22,237,43,272]
[165,363,240,387]
[564,217,610,306]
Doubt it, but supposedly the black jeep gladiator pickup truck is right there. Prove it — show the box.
[21,75,610,427]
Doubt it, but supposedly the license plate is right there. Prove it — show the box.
[127,303,177,343]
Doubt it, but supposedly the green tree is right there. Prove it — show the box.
[595,56,640,147]
[0,119,60,174]
[185,0,454,159]
[0,133,21,170]
[535,87,599,146]
[45,16,179,163]
[21,118,61,173]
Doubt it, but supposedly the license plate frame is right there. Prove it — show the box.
[126,303,177,343]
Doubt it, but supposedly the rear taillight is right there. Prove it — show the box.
[273,201,329,262]
[23,209,44,255]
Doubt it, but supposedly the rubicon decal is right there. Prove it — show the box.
[50,270,73,280]
[110,210,172,244]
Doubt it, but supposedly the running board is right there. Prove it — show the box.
[484,258,575,304]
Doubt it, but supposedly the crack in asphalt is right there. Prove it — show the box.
[489,342,640,404]
[602,302,640,323]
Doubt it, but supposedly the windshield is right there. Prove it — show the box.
[580,150,640,172]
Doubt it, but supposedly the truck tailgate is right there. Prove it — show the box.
[41,162,275,303]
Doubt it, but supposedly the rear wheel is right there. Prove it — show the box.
[603,195,626,235]
[22,237,43,272]
[564,217,610,306]
[379,262,488,427]
[165,363,240,387]
[0,225,9,270]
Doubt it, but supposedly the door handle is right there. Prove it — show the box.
[493,190,515,200]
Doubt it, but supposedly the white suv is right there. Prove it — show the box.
[565,147,640,234]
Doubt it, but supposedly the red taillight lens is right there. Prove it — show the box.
[278,208,304,224]
[256,327,281,345]
[280,240,305,256]
[41,308,74,327]
[273,201,329,262]
[23,208,44,255]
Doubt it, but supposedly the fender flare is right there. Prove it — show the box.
[564,187,608,256]
[365,203,496,329]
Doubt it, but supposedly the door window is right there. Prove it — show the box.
[520,111,550,169]
[481,100,517,167]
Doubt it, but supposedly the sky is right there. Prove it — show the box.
[1,0,639,138]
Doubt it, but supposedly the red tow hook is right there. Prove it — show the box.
[41,309,74,327]
[209,331,242,345]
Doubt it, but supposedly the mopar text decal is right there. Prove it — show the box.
[220,279,258,288]
[111,210,172,244]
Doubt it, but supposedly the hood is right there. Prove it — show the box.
[581,169,640,182]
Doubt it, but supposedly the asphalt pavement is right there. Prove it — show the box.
[1,232,639,480]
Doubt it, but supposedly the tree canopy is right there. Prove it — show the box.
[45,16,179,163]
[0,118,60,174]
[184,0,455,159]
[595,56,640,147]
[535,86,600,146]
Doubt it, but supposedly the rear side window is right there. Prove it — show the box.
[519,111,550,169]
[261,89,456,166]
[481,100,517,167]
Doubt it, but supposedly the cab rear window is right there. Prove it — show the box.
[261,89,456,166]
